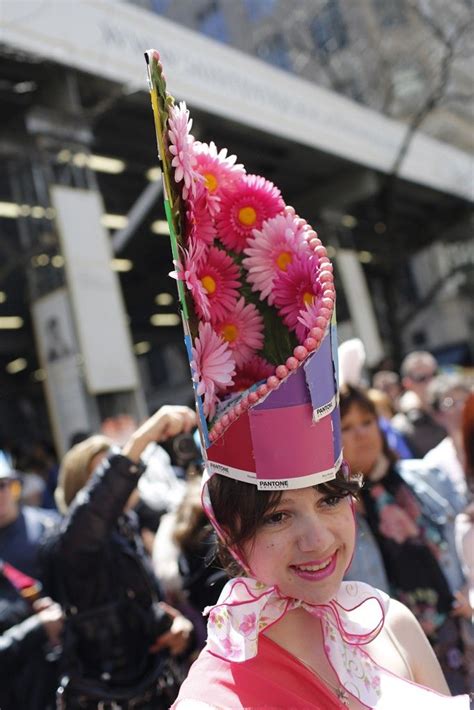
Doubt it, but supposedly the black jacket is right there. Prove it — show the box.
[0,567,57,710]
[42,452,172,691]
[0,612,46,674]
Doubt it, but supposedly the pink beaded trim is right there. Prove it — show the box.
[208,230,335,443]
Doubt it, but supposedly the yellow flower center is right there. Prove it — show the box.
[303,291,314,306]
[276,251,292,271]
[238,206,257,226]
[221,323,238,342]
[201,275,217,294]
[204,172,218,192]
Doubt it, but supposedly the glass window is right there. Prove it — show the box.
[257,33,291,71]
[197,3,230,43]
[150,0,172,14]
[372,0,406,28]
[243,0,278,23]
[310,0,348,55]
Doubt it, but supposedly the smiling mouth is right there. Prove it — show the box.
[292,559,331,572]
[289,552,338,581]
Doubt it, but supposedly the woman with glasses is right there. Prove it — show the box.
[391,351,447,457]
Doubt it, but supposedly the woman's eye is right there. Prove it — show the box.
[322,495,344,508]
[263,511,288,526]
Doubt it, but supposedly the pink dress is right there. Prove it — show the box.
[173,634,346,709]
[173,579,470,709]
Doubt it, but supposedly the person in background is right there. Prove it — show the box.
[42,406,196,709]
[455,393,474,689]
[53,435,112,516]
[340,384,469,694]
[153,475,228,649]
[99,414,190,556]
[392,351,447,457]
[16,440,60,511]
[425,374,471,502]
[368,388,414,459]
[21,472,47,508]
[0,458,59,580]
[0,559,63,710]
[372,369,403,413]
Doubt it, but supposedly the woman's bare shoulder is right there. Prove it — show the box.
[384,596,451,695]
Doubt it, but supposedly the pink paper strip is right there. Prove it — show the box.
[249,403,336,479]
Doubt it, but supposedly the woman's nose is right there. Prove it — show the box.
[353,423,371,438]
[297,515,335,553]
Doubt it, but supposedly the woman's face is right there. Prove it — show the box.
[243,486,355,605]
[341,403,383,475]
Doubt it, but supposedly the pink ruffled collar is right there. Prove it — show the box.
[204,578,469,709]
[204,578,385,662]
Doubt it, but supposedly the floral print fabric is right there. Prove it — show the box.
[204,578,469,708]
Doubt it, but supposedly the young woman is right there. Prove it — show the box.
[172,468,471,709]
[340,384,469,694]
[145,49,470,708]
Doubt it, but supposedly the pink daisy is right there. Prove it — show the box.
[168,101,200,199]
[216,174,285,253]
[193,141,245,210]
[194,246,241,323]
[230,355,275,393]
[214,297,264,368]
[273,255,323,342]
[243,212,311,305]
[185,181,216,246]
[179,239,211,320]
[191,321,236,419]
[297,298,325,343]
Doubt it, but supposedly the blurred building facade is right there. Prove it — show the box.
[139,0,473,151]
[0,0,472,450]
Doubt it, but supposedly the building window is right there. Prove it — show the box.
[257,33,291,71]
[372,0,406,28]
[150,0,172,14]
[197,2,230,43]
[310,0,348,55]
[243,0,278,23]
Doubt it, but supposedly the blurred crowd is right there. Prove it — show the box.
[0,348,473,708]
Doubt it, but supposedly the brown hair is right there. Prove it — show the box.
[339,384,398,466]
[207,467,361,576]
[367,388,396,418]
[462,393,474,488]
[173,476,211,554]
[55,435,112,514]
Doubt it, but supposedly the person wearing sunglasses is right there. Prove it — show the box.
[0,454,58,582]
[392,351,447,457]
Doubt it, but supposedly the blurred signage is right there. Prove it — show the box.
[51,186,138,394]
[31,289,92,457]
[0,0,472,200]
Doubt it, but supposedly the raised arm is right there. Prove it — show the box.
[59,406,196,561]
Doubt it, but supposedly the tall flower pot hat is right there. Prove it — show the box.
[144,54,473,710]
[145,50,341,492]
